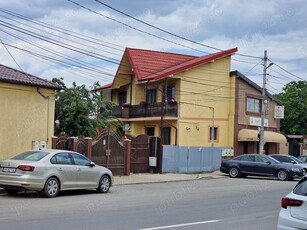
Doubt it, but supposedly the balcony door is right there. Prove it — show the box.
[146,89,156,105]
[119,91,127,106]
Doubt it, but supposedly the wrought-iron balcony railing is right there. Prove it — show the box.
[112,102,178,119]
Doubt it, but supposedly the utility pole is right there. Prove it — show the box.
[259,50,273,154]
[259,50,267,154]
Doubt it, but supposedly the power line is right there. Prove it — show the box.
[93,0,262,60]
[269,59,306,82]
[0,38,23,71]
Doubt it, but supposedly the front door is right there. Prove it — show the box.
[254,155,275,176]
[50,153,78,189]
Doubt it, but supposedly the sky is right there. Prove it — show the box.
[0,0,306,94]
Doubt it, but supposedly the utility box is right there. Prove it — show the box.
[149,157,157,167]
[32,140,47,150]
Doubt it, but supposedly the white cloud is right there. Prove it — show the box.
[0,0,306,93]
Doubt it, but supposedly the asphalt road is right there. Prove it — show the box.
[0,176,297,230]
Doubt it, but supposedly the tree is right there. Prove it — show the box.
[275,81,307,135]
[52,78,117,137]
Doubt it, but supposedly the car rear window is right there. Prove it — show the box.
[293,178,307,196]
[11,151,49,161]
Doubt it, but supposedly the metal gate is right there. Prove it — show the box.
[127,135,161,173]
[91,130,125,175]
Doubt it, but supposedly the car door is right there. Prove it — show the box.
[50,153,78,189]
[254,155,275,176]
[71,153,99,188]
[237,155,257,174]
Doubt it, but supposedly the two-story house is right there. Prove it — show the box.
[95,48,286,155]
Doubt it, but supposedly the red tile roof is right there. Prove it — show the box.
[94,47,237,92]
[126,48,196,81]
[0,64,62,90]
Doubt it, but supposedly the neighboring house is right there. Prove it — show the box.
[0,64,62,160]
[231,71,287,156]
[286,135,307,157]
[95,48,286,155]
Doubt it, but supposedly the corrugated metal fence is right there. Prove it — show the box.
[162,146,225,173]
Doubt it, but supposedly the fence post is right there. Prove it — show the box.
[51,136,57,149]
[124,139,131,176]
[69,137,78,151]
[84,137,92,159]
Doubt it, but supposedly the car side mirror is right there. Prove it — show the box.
[89,161,95,167]
[290,161,296,164]
[265,161,272,165]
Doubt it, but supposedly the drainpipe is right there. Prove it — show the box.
[37,87,50,144]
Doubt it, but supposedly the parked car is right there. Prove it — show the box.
[0,150,113,198]
[270,154,307,174]
[277,176,307,229]
[298,155,307,163]
[220,154,305,181]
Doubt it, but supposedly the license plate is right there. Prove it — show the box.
[2,167,16,173]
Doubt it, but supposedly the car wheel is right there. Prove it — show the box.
[277,170,289,181]
[41,177,60,198]
[97,175,111,193]
[229,167,240,178]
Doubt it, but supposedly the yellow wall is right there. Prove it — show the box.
[0,82,56,159]
[175,56,234,147]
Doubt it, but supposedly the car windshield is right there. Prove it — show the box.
[293,178,307,196]
[11,151,49,161]
[290,156,303,164]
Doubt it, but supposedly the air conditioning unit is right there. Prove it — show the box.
[32,140,46,150]
[123,123,131,131]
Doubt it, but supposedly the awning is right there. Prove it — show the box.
[238,129,287,143]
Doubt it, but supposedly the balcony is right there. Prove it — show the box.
[112,102,178,119]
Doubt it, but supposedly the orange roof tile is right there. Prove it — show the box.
[94,47,237,92]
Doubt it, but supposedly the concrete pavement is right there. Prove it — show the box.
[113,171,224,185]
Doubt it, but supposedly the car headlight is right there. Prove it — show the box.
[291,168,300,172]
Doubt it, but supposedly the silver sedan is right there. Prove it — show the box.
[0,149,113,198]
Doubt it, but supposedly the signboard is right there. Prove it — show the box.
[249,117,268,127]
[274,106,284,119]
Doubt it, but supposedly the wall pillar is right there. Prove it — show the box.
[69,137,78,151]
[124,139,131,176]
[51,136,57,149]
[84,137,92,159]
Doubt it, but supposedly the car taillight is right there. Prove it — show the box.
[17,165,35,172]
[281,197,303,209]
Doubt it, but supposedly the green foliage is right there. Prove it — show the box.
[52,78,118,137]
[275,81,307,135]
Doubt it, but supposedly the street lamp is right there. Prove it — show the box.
[259,50,274,154]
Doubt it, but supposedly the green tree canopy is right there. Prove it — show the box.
[275,81,307,135]
[52,78,117,137]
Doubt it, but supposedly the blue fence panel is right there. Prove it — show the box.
[162,146,225,173]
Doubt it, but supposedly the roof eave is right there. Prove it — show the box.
[153,48,238,81]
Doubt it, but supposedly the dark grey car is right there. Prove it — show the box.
[220,154,305,181]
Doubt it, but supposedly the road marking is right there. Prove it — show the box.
[137,220,221,230]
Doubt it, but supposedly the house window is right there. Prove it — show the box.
[146,127,155,136]
[146,89,156,105]
[247,97,260,113]
[162,127,171,145]
[209,127,218,141]
[119,91,127,106]
[166,86,175,101]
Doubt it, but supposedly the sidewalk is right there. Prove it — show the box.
[113,171,224,185]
